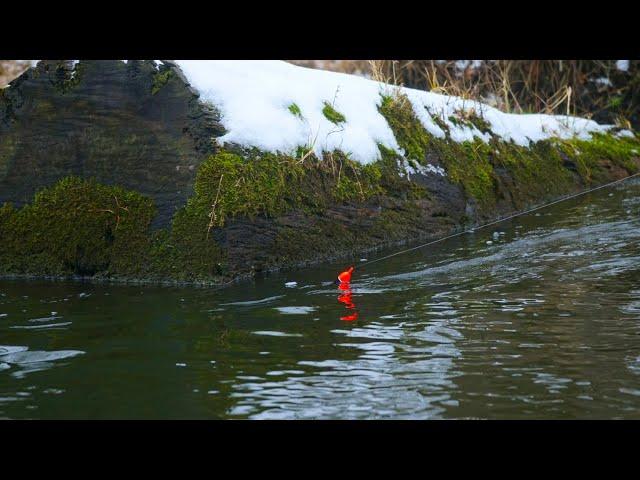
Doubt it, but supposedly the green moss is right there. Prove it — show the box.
[492,139,575,205]
[0,202,16,230]
[447,115,464,127]
[466,111,493,134]
[556,132,640,183]
[180,148,401,227]
[294,145,310,160]
[609,96,623,109]
[327,151,387,202]
[1,134,632,283]
[151,68,174,95]
[378,94,431,162]
[152,203,227,281]
[322,102,346,124]
[433,132,639,210]
[430,113,451,135]
[0,176,227,282]
[433,137,497,207]
[184,150,302,229]
[0,177,156,276]
[447,110,493,134]
[288,102,302,118]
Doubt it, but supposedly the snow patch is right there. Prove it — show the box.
[69,60,80,79]
[616,129,636,139]
[171,61,621,164]
[175,60,401,164]
[616,60,630,72]
[591,77,613,87]
[398,158,446,178]
[28,60,630,165]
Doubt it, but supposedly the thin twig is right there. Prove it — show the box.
[207,174,224,238]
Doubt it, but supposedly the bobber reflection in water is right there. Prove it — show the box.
[337,267,358,322]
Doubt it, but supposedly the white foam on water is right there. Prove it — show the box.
[10,322,72,330]
[274,306,318,315]
[221,295,286,306]
[252,331,304,338]
[0,346,29,356]
[1,350,84,364]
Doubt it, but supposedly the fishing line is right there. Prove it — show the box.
[356,172,640,271]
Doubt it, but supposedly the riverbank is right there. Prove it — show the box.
[1,61,639,285]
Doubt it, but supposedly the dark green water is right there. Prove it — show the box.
[1,180,640,419]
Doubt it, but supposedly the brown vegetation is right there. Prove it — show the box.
[288,60,640,129]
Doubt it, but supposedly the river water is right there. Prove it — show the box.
[1,180,640,419]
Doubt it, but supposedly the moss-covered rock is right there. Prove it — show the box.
[2,62,639,285]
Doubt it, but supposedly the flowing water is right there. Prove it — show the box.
[1,180,640,419]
